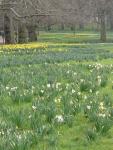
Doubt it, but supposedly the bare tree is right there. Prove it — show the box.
[1,0,113,43]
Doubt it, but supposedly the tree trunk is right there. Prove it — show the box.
[61,23,65,30]
[70,25,75,31]
[100,13,106,42]
[109,12,113,30]
[4,16,11,44]
[79,22,84,30]
[18,24,28,43]
[28,26,37,42]
[10,17,15,44]
[110,20,113,30]
[4,15,16,44]
[47,24,51,31]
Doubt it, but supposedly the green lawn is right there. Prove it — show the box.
[0,31,113,150]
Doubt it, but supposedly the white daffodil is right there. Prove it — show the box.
[55,115,64,123]
[47,84,51,88]
[32,105,37,111]
[87,105,91,110]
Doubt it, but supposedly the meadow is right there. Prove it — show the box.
[0,31,113,150]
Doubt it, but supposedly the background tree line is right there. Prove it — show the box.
[0,0,113,42]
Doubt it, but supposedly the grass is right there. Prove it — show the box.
[0,31,113,150]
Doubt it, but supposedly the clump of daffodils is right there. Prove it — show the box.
[87,105,91,110]
[54,97,61,104]
[77,92,81,96]
[56,82,61,89]
[97,76,101,86]
[99,102,105,111]
[11,87,18,91]
[55,115,64,123]
[95,63,103,70]
[47,83,51,88]
[0,43,48,50]
[98,113,106,118]
[32,105,37,111]
[72,89,75,94]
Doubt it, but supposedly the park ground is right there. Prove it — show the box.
[0,31,113,150]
